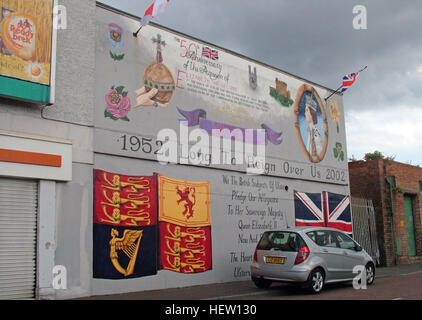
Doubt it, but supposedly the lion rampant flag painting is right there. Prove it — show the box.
[157,174,211,227]
[93,170,212,279]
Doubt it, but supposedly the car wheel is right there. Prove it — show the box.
[366,263,375,285]
[307,268,325,294]
[252,277,272,289]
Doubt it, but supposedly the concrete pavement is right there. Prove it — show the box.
[78,262,422,300]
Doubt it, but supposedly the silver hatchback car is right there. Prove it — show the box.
[250,226,375,293]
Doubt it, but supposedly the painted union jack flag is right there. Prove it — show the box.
[294,191,325,228]
[340,66,367,93]
[202,46,219,60]
[294,191,352,235]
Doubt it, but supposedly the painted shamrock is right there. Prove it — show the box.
[333,142,345,161]
[105,86,131,121]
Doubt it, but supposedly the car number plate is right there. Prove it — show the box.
[265,256,285,264]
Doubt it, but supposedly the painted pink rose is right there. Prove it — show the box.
[105,88,131,120]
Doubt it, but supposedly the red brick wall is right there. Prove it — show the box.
[349,159,390,266]
[349,159,422,266]
[385,161,422,263]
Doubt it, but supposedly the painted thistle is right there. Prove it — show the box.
[329,101,341,133]
[108,23,125,61]
[105,86,131,121]
[333,142,345,161]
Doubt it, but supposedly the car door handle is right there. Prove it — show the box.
[343,251,348,256]
[321,248,328,253]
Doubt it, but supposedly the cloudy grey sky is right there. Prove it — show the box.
[100,0,422,166]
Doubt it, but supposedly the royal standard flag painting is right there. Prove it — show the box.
[93,170,158,279]
[157,174,212,273]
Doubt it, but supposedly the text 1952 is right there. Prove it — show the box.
[119,134,163,155]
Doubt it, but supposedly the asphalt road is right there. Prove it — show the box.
[84,262,422,301]
[216,270,422,300]
[76,263,422,320]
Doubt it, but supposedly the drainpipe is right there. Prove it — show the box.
[385,177,397,265]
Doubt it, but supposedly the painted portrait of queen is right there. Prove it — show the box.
[294,84,328,163]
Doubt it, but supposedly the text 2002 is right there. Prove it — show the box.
[326,169,346,182]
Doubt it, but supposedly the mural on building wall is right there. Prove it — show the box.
[94,8,350,186]
[294,190,352,235]
[294,84,329,163]
[89,8,353,291]
[93,170,212,279]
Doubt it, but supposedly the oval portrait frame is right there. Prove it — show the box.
[294,84,329,163]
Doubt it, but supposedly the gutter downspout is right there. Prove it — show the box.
[385,177,397,265]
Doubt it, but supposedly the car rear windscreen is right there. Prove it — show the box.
[257,231,306,252]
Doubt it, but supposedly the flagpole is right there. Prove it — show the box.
[324,85,343,101]
[133,26,142,37]
[324,66,367,101]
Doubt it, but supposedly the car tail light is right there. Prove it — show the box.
[294,246,310,265]
[253,248,258,262]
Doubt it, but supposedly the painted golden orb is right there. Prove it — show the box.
[142,62,175,104]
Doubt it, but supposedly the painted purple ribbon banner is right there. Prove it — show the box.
[177,107,282,146]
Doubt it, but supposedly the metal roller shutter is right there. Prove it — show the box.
[0,178,38,300]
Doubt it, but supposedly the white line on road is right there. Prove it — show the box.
[400,270,422,276]
[376,270,422,279]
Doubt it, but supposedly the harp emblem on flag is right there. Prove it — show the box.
[109,229,143,276]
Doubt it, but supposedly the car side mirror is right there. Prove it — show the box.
[355,245,362,252]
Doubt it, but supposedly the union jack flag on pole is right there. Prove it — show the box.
[325,66,367,101]
[294,191,352,235]
[340,66,367,93]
